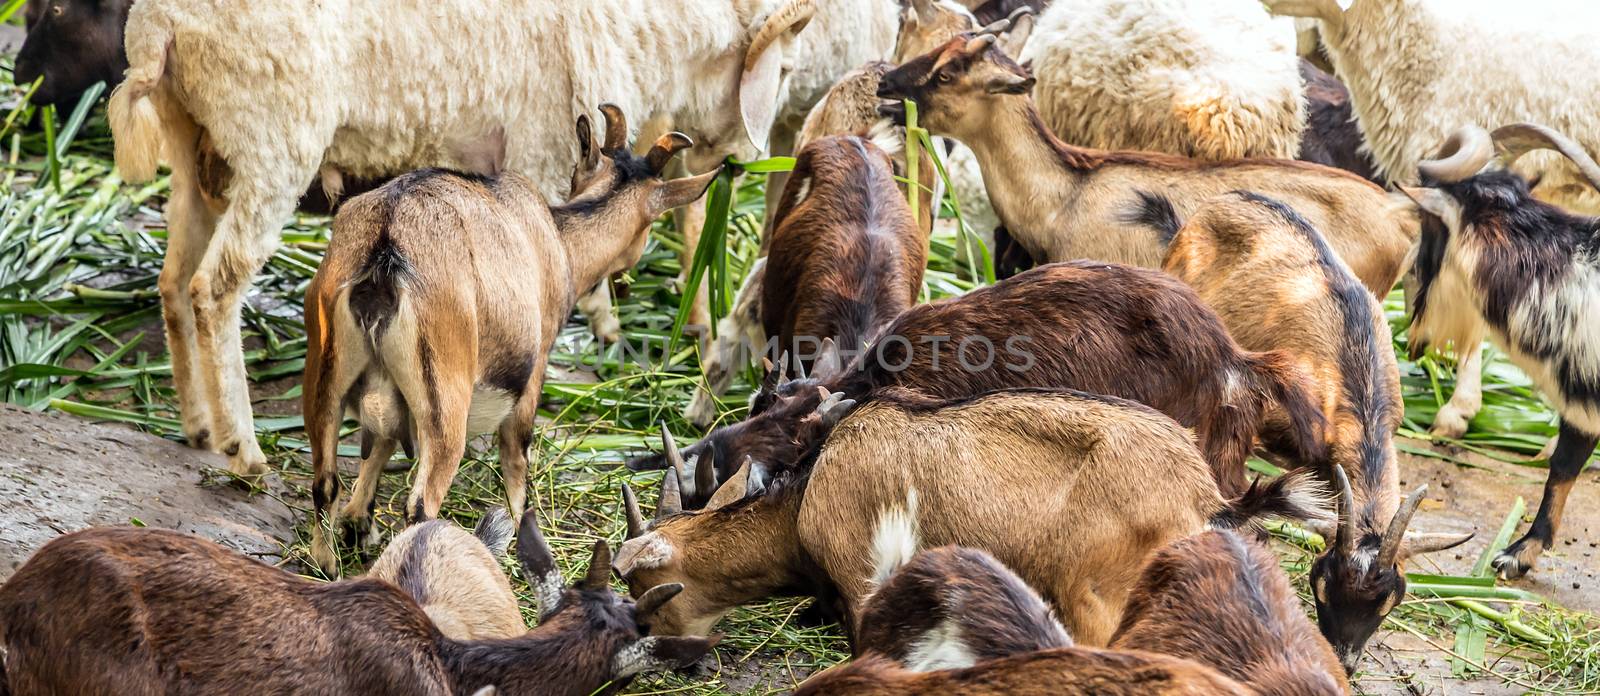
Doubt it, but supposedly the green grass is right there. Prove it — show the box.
[1,65,1598,693]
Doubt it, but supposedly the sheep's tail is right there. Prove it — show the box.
[108,18,172,183]
[1209,469,1334,531]
[1246,350,1329,466]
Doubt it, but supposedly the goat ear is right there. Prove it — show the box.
[516,508,567,621]
[1397,185,1457,221]
[469,687,497,696]
[473,507,515,558]
[613,635,722,678]
[652,166,722,211]
[575,114,599,172]
[985,73,1035,95]
[740,0,816,151]
[812,337,843,381]
[744,457,769,498]
[581,539,614,591]
[693,448,718,503]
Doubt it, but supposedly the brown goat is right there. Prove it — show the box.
[302,106,718,572]
[876,34,1415,297]
[615,388,1331,644]
[761,135,928,375]
[791,650,1249,695]
[1111,529,1348,695]
[0,513,713,696]
[641,262,1329,503]
[366,509,524,641]
[1161,191,1470,670]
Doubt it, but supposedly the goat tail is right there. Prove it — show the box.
[108,18,172,183]
[1246,350,1329,465]
[473,508,515,558]
[347,234,412,348]
[1209,469,1335,531]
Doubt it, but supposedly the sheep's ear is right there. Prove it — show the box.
[612,635,721,678]
[516,509,566,620]
[739,0,816,151]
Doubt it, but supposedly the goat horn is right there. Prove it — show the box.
[745,0,817,74]
[597,103,628,152]
[962,33,999,58]
[622,483,646,539]
[660,422,685,472]
[776,350,791,385]
[634,582,685,621]
[1377,484,1428,569]
[976,17,1011,35]
[582,539,613,590]
[1491,122,1600,193]
[694,448,717,501]
[1332,464,1358,560]
[647,132,695,174]
[1418,125,1493,183]
[658,464,684,517]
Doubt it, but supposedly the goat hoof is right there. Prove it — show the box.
[1492,538,1543,580]
[340,515,380,550]
[1428,409,1471,439]
[310,540,341,577]
[186,428,212,451]
[226,444,270,479]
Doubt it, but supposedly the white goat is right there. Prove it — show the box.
[1267,0,1600,441]
[1022,0,1306,160]
[108,0,816,476]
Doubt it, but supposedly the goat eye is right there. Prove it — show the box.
[50,4,63,16]
[937,72,952,84]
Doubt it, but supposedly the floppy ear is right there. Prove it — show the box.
[739,0,816,151]
[612,635,722,678]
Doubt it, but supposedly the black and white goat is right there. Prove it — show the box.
[1401,122,1600,578]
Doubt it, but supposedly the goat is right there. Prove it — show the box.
[0,512,714,696]
[639,261,1329,507]
[614,387,1332,644]
[14,0,130,107]
[1399,123,1600,579]
[365,509,524,641]
[302,106,718,572]
[790,647,1249,694]
[875,34,1414,297]
[1160,191,1470,670]
[1022,0,1305,161]
[105,0,816,476]
[1110,529,1347,693]
[1297,59,1380,183]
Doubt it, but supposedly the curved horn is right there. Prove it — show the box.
[1418,125,1493,183]
[694,448,718,501]
[646,132,695,174]
[962,33,999,58]
[658,465,684,517]
[976,17,1012,35]
[597,103,628,152]
[634,582,685,622]
[1377,485,1428,569]
[745,0,817,74]
[1332,464,1357,559]
[1491,122,1600,192]
[622,483,646,539]
[582,539,614,590]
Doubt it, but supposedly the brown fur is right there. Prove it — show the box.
[616,389,1330,644]
[0,525,712,696]
[762,135,927,372]
[877,35,1416,297]
[1112,530,1348,695]
[302,109,717,571]
[792,651,1251,695]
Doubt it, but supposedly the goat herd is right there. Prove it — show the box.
[3,0,1600,693]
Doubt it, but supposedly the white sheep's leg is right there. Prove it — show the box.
[188,179,305,477]
[158,168,221,451]
[577,282,621,345]
[1431,338,1486,439]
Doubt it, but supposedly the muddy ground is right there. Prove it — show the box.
[0,403,1594,693]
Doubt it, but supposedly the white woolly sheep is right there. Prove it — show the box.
[1022,0,1306,160]
[108,0,817,476]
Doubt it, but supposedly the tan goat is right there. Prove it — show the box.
[615,388,1330,645]
[365,509,525,641]
[302,106,719,572]
[1161,191,1470,670]
[875,33,1416,296]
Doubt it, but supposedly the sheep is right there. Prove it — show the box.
[875,34,1415,297]
[1266,0,1600,444]
[365,510,525,641]
[613,387,1332,644]
[0,512,715,696]
[105,0,818,477]
[1296,59,1380,183]
[1020,0,1304,161]
[639,262,1329,506]
[301,106,719,572]
[1159,191,1471,669]
[1110,530,1348,693]
[1398,123,1600,579]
